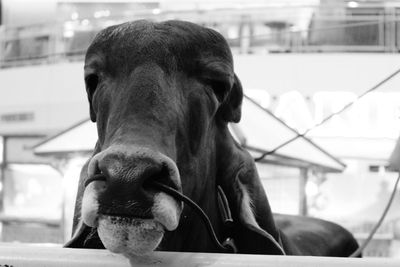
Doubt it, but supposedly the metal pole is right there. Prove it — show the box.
[0,0,2,25]
[0,136,6,213]
[0,136,6,241]
[299,168,308,216]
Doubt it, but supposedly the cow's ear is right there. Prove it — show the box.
[221,162,285,255]
[219,74,243,123]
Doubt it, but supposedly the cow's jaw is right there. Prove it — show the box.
[81,181,181,256]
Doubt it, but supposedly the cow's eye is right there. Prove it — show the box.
[85,73,99,97]
[208,79,230,102]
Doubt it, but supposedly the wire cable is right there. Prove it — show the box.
[254,66,400,162]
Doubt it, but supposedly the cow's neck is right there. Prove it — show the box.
[177,187,222,252]
[215,125,282,249]
[160,127,223,252]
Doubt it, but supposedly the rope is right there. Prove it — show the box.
[84,175,235,253]
[350,173,400,257]
[151,182,235,253]
[84,175,285,254]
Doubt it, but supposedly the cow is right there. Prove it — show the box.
[66,20,360,259]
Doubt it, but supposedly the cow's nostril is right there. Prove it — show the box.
[92,148,182,219]
[84,173,107,188]
[142,163,180,194]
[144,164,168,189]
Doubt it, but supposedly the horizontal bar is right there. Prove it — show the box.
[0,243,399,267]
[0,214,60,227]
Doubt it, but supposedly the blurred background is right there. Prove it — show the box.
[0,0,400,258]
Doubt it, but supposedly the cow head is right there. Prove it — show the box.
[68,20,282,258]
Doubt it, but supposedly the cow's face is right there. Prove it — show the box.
[81,20,242,257]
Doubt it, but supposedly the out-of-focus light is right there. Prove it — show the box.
[15,193,25,206]
[347,1,359,8]
[81,19,90,26]
[64,21,74,30]
[71,12,79,20]
[9,163,54,173]
[94,10,111,19]
[305,181,319,197]
[152,8,161,15]
[378,165,386,177]
[63,30,75,38]
[0,182,3,192]
[227,27,238,39]
[27,179,43,196]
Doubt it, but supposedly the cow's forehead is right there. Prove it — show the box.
[85,20,234,74]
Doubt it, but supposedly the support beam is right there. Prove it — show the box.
[0,0,2,25]
[0,136,6,212]
[299,168,308,216]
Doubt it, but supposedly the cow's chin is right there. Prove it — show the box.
[97,216,164,256]
[81,181,182,257]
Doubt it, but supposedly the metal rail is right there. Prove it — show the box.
[1,6,400,68]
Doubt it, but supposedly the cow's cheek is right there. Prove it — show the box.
[81,181,106,227]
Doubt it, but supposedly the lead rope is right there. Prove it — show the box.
[349,173,400,257]
[151,182,237,253]
[154,182,288,254]
[85,174,235,253]
[85,175,288,254]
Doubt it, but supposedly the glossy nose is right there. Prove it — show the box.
[88,146,181,217]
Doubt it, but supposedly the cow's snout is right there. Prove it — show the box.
[81,145,182,255]
[95,149,180,217]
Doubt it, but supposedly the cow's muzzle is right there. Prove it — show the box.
[81,145,182,256]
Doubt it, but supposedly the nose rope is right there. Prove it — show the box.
[85,174,236,253]
[85,175,285,254]
[151,182,237,253]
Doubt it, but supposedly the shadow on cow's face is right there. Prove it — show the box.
[79,20,243,257]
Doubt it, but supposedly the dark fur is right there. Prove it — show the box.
[66,20,359,256]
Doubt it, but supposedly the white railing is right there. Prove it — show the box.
[1,5,400,68]
[0,243,400,267]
